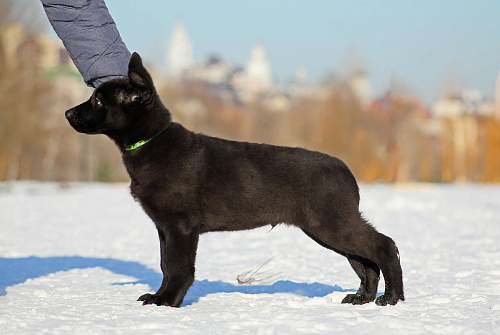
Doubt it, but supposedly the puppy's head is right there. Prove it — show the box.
[65,52,157,135]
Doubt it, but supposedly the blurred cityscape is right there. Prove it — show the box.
[1,12,500,183]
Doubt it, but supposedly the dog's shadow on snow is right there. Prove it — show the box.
[0,256,351,306]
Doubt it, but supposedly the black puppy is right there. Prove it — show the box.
[65,53,404,307]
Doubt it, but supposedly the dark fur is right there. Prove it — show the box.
[65,53,404,307]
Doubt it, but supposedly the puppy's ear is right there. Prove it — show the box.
[128,52,154,90]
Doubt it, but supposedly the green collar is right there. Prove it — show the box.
[124,124,170,151]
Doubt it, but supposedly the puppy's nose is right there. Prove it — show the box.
[65,109,74,120]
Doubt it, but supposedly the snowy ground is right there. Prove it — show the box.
[1,181,499,334]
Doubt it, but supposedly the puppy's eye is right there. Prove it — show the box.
[95,97,102,107]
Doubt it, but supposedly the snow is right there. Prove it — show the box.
[1,181,499,334]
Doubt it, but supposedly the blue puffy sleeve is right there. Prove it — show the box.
[41,0,131,88]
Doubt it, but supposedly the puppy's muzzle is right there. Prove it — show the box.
[65,109,75,120]
[65,108,92,133]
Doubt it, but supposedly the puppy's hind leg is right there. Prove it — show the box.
[341,256,380,305]
[344,220,404,306]
[371,233,405,306]
[302,228,378,305]
[302,215,404,306]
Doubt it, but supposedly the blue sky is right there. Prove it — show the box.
[102,0,500,102]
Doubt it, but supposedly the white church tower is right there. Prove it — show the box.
[165,22,193,81]
[245,42,273,92]
[348,70,373,109]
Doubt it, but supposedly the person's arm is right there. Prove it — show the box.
[41,0,131,88]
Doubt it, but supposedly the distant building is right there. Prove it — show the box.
[0,23,88,102]
[431,89,495,118]
[189,56,237,85]
[245,42,273,92]
[347,70,373,109]
[163,22,386,106]
[294,67,308,85]
[0,23,73,73]
[431,97,466,118]
[164,26,277,104]
[187,55,243,105]
[165,22,193,81]
[477,100,495,116]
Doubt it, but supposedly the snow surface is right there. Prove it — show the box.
[1,181,499,334]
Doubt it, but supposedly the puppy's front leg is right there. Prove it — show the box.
[138,228,169,302]
[138,226,199,307]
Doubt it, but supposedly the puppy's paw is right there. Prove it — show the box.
[138,293,182,307]
[138,293,163,306]
[375,293,404,306]
[341,293,374,305]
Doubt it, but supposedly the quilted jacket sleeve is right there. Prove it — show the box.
[41,0,131,88]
